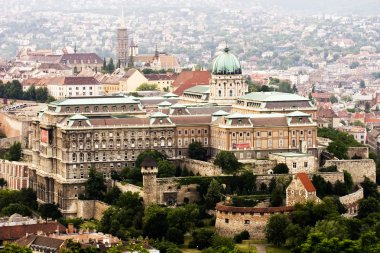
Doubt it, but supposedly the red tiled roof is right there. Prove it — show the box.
[144,73,177,81]
[172,70,211,95]
[0,222,66,241]
[59,53,103,64]
[297,173,316,192]
[49,77,100,85]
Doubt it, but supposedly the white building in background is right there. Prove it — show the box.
[46,77,103,99]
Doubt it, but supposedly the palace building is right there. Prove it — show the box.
[28,47,318,216]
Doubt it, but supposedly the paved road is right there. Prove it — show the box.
[253,244,267,253]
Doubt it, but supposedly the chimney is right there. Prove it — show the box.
[68,223,74,234]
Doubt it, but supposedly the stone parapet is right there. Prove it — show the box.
[215,203,294,240]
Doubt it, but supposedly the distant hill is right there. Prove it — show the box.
[258,0,380,15]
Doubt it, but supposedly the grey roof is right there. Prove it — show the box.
[141,155,158,167]
[163,92,179,98]
[52,96,139,106]
[69,114,89,120]
[239,92,309,102]
[286,111,312,117]
[212,110,230,116]
[183,85,210,94]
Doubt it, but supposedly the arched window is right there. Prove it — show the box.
[218,90,222,97]
[72,153,76,161]
[229,90,233,97]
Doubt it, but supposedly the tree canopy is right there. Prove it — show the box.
[214,151,241,174]
[188,141,208,161]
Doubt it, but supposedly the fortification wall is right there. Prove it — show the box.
[77,200,95,220]
[178,158,222,176]
[347,147,369,159]
[215,203,294,239]
[339,186,363,215]
[324,159,376,183]
[76,200,110,220]
[115,182,142,195]
[94,201,110,220]
[156,177,200,205]
[242,160,277,174]
[0,112,22,138]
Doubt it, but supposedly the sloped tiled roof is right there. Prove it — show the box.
[172,70,211,95]
[297,173,316,192]
[0,221,66,241]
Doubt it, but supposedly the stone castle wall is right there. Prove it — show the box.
[215,203,294,239]
[178,158,222,176]
[324,159,376,183]
[115,182,142,195]
[242,160,277,174]
[339,186,363,215]
[76,200,110,220]
[0,112,31,148]
[347,147,369,159]
[255,172,344,190]
[156,177,200,205]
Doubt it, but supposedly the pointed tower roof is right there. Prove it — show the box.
[120,8,126,28]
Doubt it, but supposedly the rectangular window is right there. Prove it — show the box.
[178,130,182,135]
[178,139,182,146]
[244,220,250,224]
[225,219,229,224]
[257,131,260,137]
[293,162,297,169]
[304,162,308,167]
[204,137,208,145]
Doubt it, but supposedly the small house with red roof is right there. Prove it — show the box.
[286,173,320,206]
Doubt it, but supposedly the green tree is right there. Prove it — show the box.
[188,228,214,250]
[329,95,338,103]
[35,87,49,102]
[1,203,32,217]
[136,83,159,91]
[6,142,22,161]
[204,179,223,209]
[358,197,380,219]
[107,58,115,73]
[266,214,290,246]
[23,85,36,100]
[361,177,380,199]
[38,203,62,220]
[327,140,348,159]
[135,150,165,168]
[0,243,32,253]
[188,141,207,161]
[0,178,7,189]
[273,163,289,174]
[157,160,176,178]
[270,185,284,207]
[214,151,241,174]
[143,204,168,239]
[104,186,122,205]
[84,168,106,200]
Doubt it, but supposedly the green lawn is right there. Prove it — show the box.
[236,240,258,253]
[265,245,291,253]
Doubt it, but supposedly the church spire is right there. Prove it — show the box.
[154,44,159,59]
[120,8,126,28]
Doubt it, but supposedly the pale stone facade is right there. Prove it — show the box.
[0,159,29,190]
[215,204,293,239]
[285,173,320,206]
[269,152,317,174]
[324,159,376,184]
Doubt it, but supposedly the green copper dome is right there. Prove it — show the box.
[212,47,242,75]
